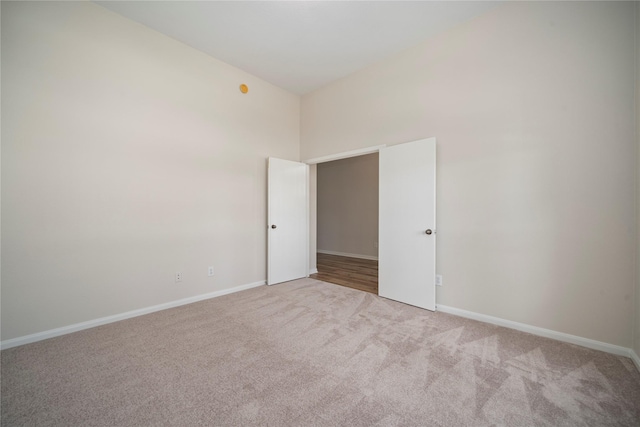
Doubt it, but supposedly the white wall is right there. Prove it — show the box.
[1,2,299,340]
[302,1,637,347]
[317,154,379,258]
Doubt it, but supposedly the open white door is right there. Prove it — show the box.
[268,158,309,285]
[379,138,436,310]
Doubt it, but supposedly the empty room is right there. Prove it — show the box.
[2,1,640,425]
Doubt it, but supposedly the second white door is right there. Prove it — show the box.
[267,157,309,285]
[378,138,436,310]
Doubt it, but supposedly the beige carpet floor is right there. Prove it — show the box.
[2,278,640,426]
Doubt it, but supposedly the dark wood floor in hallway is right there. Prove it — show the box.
[310,252,378,294]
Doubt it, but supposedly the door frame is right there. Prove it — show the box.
[305,144,386,282]
[305,145,387,166]
[304,140,436,309]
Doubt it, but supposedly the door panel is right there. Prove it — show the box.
[268,158,309,285]
[378,138,436,310]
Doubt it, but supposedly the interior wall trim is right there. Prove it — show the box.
[437,304,639,372]
[631,349,640,372]
[0,280,266,350]
[317,249,378,261]
[304,145,385,165]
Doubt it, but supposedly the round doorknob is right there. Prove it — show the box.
[425,229,432,235]
[271,225,277,229]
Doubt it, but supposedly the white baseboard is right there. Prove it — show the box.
[0,280,266,350]
[631,349,640,372]
[436,304,636,362]
[309,268,318,275]
[317,249,378,261]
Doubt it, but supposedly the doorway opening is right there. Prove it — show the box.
[310,153,379,294]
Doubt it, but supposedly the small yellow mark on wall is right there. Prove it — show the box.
[239,84,249,94]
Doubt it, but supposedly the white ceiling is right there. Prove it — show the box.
[95,1,500,95]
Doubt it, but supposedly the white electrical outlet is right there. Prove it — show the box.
[175,272,183,282]
[436,275,442,286]
[208,266,215,277]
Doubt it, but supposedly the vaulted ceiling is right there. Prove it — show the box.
[96,1,500,94]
